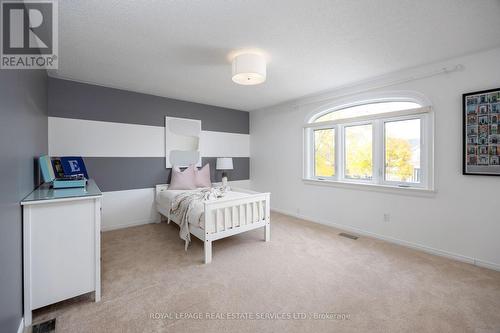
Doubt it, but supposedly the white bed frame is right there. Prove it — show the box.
[155,185,271,264]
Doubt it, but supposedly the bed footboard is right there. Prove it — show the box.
[203,192,271,263]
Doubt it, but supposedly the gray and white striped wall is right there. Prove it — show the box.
[48,77,250,230]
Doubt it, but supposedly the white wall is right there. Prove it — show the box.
[49,117,250,158]
[48,116,251,231]
[250,47,500,270]
[101,179,252,231]
[101,188,160,231]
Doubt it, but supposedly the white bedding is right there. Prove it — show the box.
[156,189,261,231]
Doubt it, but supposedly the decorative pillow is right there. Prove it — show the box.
[168,165,197,190]
[195,164,211,188]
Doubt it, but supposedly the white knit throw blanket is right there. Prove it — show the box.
[170,186,227,250]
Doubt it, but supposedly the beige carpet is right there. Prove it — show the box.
[32,212,500,333]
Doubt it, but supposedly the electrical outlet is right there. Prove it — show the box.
[383,213,391,222]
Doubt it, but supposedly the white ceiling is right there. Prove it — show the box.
[51,0,500,111]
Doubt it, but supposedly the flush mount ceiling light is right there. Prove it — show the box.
[231,52,266,85]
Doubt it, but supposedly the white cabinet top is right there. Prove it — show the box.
[21,179,102,205]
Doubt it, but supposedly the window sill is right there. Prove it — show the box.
[302,178,436,197]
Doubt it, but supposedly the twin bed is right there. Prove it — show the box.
[155,184,271,264]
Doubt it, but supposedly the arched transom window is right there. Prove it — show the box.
[304,98,433,190]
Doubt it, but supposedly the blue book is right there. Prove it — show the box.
[39,155,56,183]
[53,178,87,189]
[60,156,89,178]
[51,158,65,178]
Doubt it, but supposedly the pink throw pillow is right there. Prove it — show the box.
[195,164,211,188]
[168,165,197,190]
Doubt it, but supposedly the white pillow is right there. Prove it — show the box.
[195,164,211,188]
[168,165,197,190]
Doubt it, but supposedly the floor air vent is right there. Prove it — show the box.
[32,319,56,333]
[339,232,359,240]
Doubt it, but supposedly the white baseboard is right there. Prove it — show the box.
[271,207,500,272]
[18,318,24,333]
[101,218,159,232]
[475,259,500,272]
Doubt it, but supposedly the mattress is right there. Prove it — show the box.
[156,189,262,231]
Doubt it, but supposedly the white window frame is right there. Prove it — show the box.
[341,120,375,183]
[381,114,430,188]
[304,101,434,192]
[311,126,336,181]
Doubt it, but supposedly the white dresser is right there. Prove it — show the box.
[21,180,102,326]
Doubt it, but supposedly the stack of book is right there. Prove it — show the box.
[39,155,88,189]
